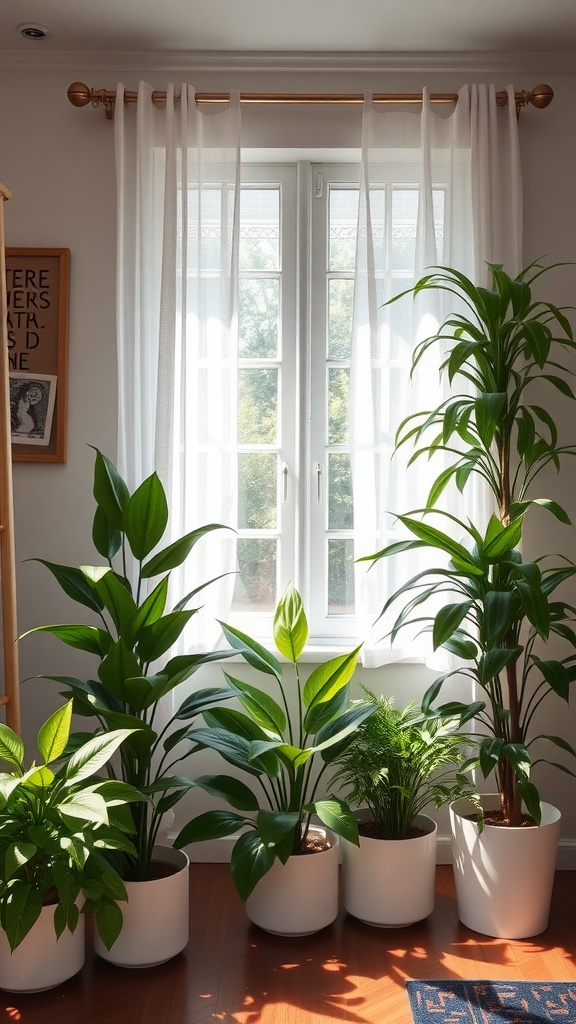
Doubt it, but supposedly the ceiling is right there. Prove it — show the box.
[1,0,576,57]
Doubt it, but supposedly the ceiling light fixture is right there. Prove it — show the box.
[18,23,51,41]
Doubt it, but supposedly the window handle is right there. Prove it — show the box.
[315,462,322,503]
[282,462,289,504]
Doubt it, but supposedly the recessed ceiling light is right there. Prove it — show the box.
[18,23,51,41]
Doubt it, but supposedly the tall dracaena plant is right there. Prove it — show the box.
[364,260,576,827]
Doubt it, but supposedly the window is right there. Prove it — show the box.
[225,162,446,643]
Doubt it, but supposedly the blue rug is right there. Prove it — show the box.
[406,981,576,1024]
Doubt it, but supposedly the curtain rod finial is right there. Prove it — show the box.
[530,84,554,109]
[67,82,92,108]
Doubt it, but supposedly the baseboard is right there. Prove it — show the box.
[181,833,576,868]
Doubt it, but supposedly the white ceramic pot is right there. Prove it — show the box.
[450,795,561,939]
[0,904,85,993]
[93,845,189,968]
[245,826,339,936]
[342,812,438,927]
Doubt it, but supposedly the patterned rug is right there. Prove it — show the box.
[406,981,576,1024]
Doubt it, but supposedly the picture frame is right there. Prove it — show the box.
[5,247,69,463]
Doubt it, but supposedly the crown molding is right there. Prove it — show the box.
[1,48,576,75]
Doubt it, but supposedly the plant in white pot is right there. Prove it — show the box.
[23,449,236,966]
[364,260,576,937]
[0,700,140,992]
[331,690,471,927]
[175,583,375,936]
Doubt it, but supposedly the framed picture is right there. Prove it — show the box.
[5,247,69,463]
[9,371,57,446]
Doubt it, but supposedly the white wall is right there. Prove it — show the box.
[1,55,576,862]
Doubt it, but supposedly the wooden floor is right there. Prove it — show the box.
[2,865,576,1024]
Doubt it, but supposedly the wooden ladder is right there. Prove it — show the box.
[0,182,21,732]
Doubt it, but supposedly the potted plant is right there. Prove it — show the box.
[175,583,375,936]
[364,260,576,937]
[23,449,236,966]
[0,699,140,992]
[330,690,471,927]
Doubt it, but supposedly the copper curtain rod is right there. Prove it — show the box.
[68,81,554,121]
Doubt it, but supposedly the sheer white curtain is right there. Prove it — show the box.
[114,82,241,651]
[350,84,522,666]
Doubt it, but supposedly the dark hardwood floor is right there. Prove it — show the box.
[2,865,576,1024]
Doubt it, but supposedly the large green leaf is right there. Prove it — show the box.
[137,611,195,664]
[432,602,473,650]
[225,674,286,736]
[398,515,484,576]
[189,727,268,778]
[98,640,142,700]
[314,700,377,762]
[483,517,524,561]
[273,583,308,662]
[86,567,137,635]
[92,505,122,561]
[59,791,111,825]
[308,797,359,846]
[475,393,506,449]
[256,809,299,847]
[478,737,504,778]
[218,621,282,679]
[230,830,276,902]
[5,842,36,879]
[302,646,362,711]
[94,899,125,950]
[175,809,246,846]
[174,682,236,719]
[192,774,259,811]
[92,448,130,531]
[25,623,112,658]
[38,699,73,764]
[128,577,169,642]
[0,723,24,770]
[64,728,135,785]
[517,779,542,825]
[531,657,570,701]
[124,472,168,560]
[141,524,226,578]
[29,559,104,614]
[478,647,522,684]
[3,884,43,951]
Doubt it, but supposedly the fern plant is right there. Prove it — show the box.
[331,691,470,839]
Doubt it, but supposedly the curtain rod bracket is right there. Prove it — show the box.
[67,81,554,119]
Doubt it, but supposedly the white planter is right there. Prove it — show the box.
[0,904,85,993]
[245,826,339,936]
[450,795,561,939]
[342,812,437,927]
[94,845,189,968]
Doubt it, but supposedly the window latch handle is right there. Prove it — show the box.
[315,462,322,503]
[282,462,289,504]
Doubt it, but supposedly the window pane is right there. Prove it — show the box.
[238,368,278,444]
[328,453,353,530]
[329,189,358,271]
[328,368,349,445]
[392,189,419,270]
[368,188,386,270]
[233,539,277,612]
[328,539,355,613]
[187,188,235,271]
[328,279,354,359]
[239,279,279,358]
[433,189,445,263]
[238,452,277,529]
[240,189,280,270]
